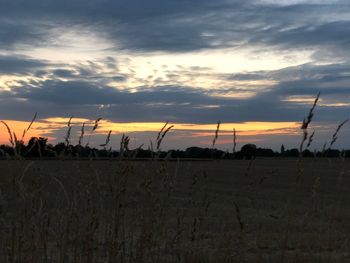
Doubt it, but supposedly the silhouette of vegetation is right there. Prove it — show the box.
[0,136,348,159]
[0,93,349,160]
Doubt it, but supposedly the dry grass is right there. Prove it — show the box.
[1,159,350,262]
[329,119,348,150]
[212,121,221,148]
[299,92,320,157]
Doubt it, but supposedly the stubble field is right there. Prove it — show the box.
[1,158,350,262]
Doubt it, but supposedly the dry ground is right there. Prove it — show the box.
[1,158,350,262]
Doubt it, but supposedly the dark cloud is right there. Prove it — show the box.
[0,20,49,49]
[11,81,220,106]
[0,55,48,75]
[0,0,349,55]
[228,62,350,85]
[112,76,127,82]
[52,69,77,78]
[0,0,234,52]
[228,72,270,81]
[108,2,350,53]
[254,20,350,52]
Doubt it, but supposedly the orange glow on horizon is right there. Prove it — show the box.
[0,120,55,145]
[96,121,300,133]
[0,117,301,145]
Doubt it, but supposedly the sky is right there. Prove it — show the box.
[0,0,350,151]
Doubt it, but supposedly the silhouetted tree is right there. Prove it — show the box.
[302,149,314,158]
[185,147,224,159]
[256,148,275,157]
[25,137,49,157]
[284,148,299,157]
[0,145,14,157]
[53,142,66,156]
[240,144,257,159]
[324,149,340,158]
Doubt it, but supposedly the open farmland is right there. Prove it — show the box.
[1,158,350,262]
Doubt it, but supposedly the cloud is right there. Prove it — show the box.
[52,69,77,78]
[0,0,349,56]
[1,60,349,124]
[11,80,221,106]
[253,20,350,54]
[0,0,349,128]
[0,55,48,75]
[0,19,49,50]
[0,0,233,52]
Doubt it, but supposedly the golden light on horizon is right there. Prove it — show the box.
[0,120,55,144]
[44,117,91,125]
[0,117,302,145]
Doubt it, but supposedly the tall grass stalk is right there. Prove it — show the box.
[64,116,73,147]
[299,92,320,157]
[21,112,37,141]
[212,121,221,148]
[233,128,237,156]
[306,130,315,148]
[78,122,85,146]
[86,117,102,147]
[156,122,174,152]
[100,130,112,148]
[329,119,348,149]
[119,134,130,159]
[297,92,320,182]
[0,121,20,158]
[1,121,15,148]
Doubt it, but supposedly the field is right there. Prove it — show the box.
[1,158,350,262]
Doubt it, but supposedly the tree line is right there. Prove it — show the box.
[0,137,348,159]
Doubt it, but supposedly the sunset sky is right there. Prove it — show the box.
[0,0,349,150]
